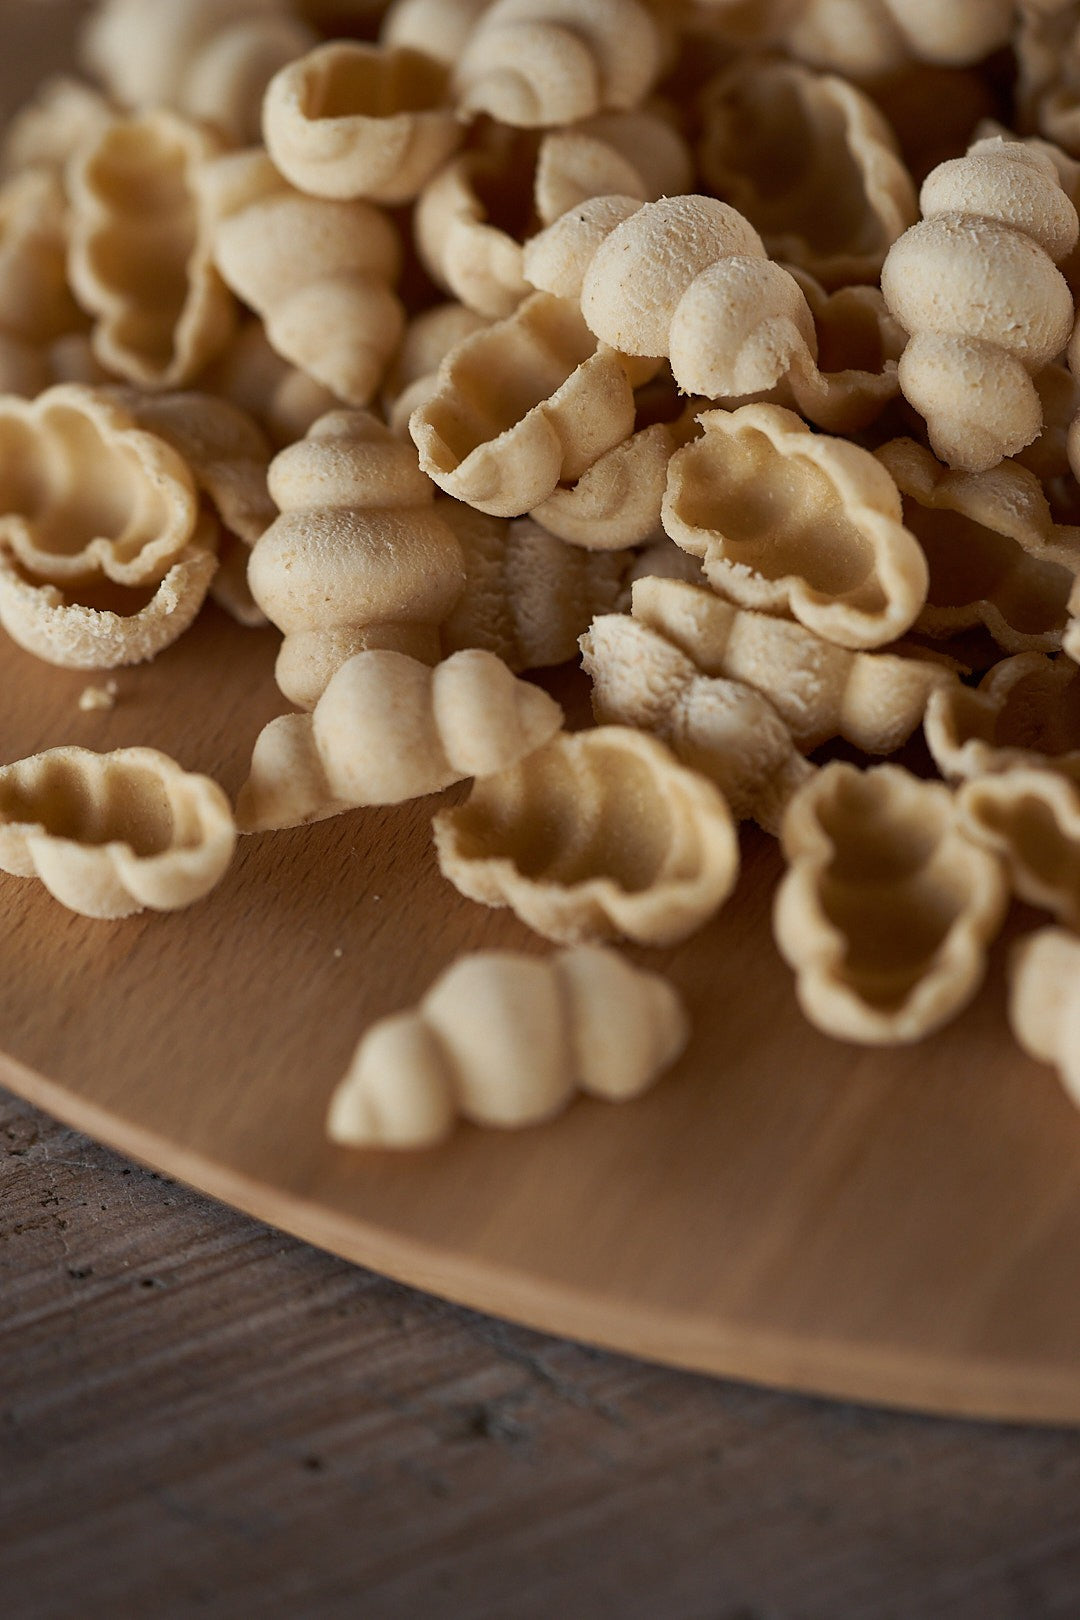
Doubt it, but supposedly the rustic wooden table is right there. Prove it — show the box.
[3,1083,1080,1620]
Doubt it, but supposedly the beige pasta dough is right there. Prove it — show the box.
[236,647,564,832]
[774,762,1009,1044]
[957,767,1080,930]
[0,745,236,918]
[1009,927,1080,1109]
[924,651,1080,783]
[434,726,740,947]
[328,944,689,1149]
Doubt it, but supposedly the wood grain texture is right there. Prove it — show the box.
[3,602,1080,1423]
[5,1089,1080,1620]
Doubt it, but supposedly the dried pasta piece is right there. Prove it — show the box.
[1009,927,1080,1107]
[263,41,461,204]
[248,409,465,708]
[698,59,917,289]
[524,193,821,402]
[1016,2,1080,159]
[0,745,235,919]
[68,110,236,391]
[957,768,1080,929]
[880,136,1079,472]
[630,575,954,754]
[662,405,928,650]
[237,647,564,831]
[781,0,1015,76]
[327,944,689,1148]
[452,0,666,128]
[0,384,200,588]
[382,0,491,65]
[206,149,405,409]
[200,320,342,450]
[580,613,813,833]
[439,507,628,670]
[409,291,637,517]
[877,437,1080,653]
[415,112,691,318]
[924,651,1080,783]
[0,170,86,398]
[0,76,113,178]
[774,762,1009,1044]
[433,726,740,947]
[383,301,491,435]
[81,0,316,146]
[0,525,217,670]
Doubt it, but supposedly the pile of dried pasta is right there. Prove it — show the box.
[2,0,1080,1147]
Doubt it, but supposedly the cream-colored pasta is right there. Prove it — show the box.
[881,136,1079,471]
[630,575,954,754]
[383,302,491,435]
[1008,927,1080,1108]
[774,762,1009,1044]
[524,193,821,403]
[698,58,917,289]
[81,0,315,145]
[327,944,689,1148]
[0,524,217,671]
[662,405,928,650]
[409,291,637,517]
[877,436,1080,654]
[263,42,461,205]
[382,0,491,65]
[439,507,629,670]
[248,409,465,708]
[1016,2,1080,159]
[452,0,667,128]
[0,169,86,399]
[580,613,813,833]
[0,384,200,588]
[0,76,113,179]
[414,111,691,318]
[68,109,236,390]
[433,726,740,947]
[781,0,1015,76]
[205,148,404,408]
[199,320,342,451]
[237,647,564,831]
[957,767,1080,929]
[0,744,235,919]
[924,651,1080,782]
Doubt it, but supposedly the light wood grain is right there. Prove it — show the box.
[2,605,1080,1424]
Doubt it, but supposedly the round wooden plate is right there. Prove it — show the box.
[4,608,1080,1424]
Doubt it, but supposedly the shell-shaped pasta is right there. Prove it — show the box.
[774,762,1008,1044]
[409,291,637,517]
[1016,4,1080,160]
[662,405,928,650]
[880,137,1079,471]
[81,0,316,146]
[382,0,491,65]
[782,0,1015,76]
[580,613,813,833]
[0,170,83,351]
[0,745,235,919]
[237,646,564,831]
[439,506,628,670]
[383,302,491,435]
[924,651,1080,783]
[1009,927,1080,1108]
[68,110,236,391]
[205,149,404,408]
[877,437,1080,654]
[433,726,740,947]
[414,112,691,319]
[248,409,465,708]
[200,320,342,451]
[525,193,824,405]
[263,42,462,205]
[0,385,200,588]
[957,768,1080,929]
[630,575,953,755]
[0,76,113,179]
[452,0,666,128]
[529,417,681,550]
[698,59,917,288]
[703,267,905,436]
[327,944,689,1148]
[0,527,217,671]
